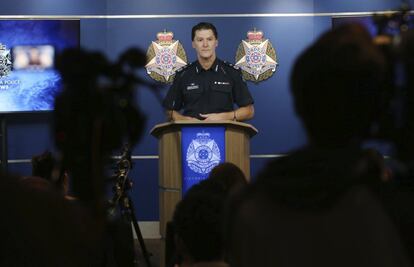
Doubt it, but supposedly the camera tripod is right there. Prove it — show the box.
[108,145,152,267]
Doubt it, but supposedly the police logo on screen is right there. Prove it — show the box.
[145,30,187,84]
[235,29,278,83]
[0,43,12,78]
[186,132,221,174]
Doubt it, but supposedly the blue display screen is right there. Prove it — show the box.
[0,20,80,113]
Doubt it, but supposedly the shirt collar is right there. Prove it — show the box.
[195,58,220,74]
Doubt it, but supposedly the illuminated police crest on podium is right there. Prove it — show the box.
[235,29,278,82]
[0,43,12,78]
[186,132,221,174]
[145,30,187,84]
[181,126,225,194]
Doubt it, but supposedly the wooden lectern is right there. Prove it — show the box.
[150,120,257,266]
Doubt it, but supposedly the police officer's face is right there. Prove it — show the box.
[192,29,218,61]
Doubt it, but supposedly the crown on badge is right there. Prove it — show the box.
[157,30,174,42]
[196,132,210,140]
[247,28,263,41]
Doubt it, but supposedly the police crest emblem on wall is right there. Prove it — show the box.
[186,132,221,174]
[0,43,12,78]
[235,29,278,83]
[145,30,187,84]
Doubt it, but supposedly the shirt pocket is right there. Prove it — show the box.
[183,86,203,104]
[212,84,232,93]
[211,83,233,110]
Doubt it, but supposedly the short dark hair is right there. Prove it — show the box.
[172,178,229,263]
[208,162,247,194]
[191,22,218,41]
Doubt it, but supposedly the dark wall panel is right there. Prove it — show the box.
[314,0,403,13]
[108,0,314,15]
[126,159,159,221]
[81,20,108,51]
[0,0,106,15]
[7,114,54,162]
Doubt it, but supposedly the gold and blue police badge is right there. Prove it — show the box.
[145,30,187,84]
[235,29,278,83]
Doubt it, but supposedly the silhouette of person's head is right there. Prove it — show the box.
[207,162,248,195]
[172,173,244,266]
[291,23,386,148]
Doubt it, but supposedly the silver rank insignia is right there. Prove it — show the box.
[186,132,221,174]
[145,30,187,84]
[235,29,278,83]
[0,43,12,78]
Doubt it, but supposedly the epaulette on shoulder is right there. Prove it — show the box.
[176,62,193,74]
[222,61,240,70]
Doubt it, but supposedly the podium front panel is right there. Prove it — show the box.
[225,126,251,180]
[159,130,181,189]
[152,121,256,267]
[181,126,225,195]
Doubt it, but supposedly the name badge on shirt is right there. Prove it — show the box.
[186,83,199,90]
[214,81,230,85]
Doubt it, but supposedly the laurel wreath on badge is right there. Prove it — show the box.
[235,29,278,83]
[186,132,221,174]
[145,30,187,84]
[0,43,12,78]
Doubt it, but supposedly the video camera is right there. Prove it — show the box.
[54,48,148,155]
[52,47,151,202]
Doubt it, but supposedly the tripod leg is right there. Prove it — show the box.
[108,218,135,267]
[127,197,153,267]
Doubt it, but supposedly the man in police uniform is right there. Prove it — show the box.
[163,22,254,122]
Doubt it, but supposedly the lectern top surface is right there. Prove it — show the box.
[150,120,258,138]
